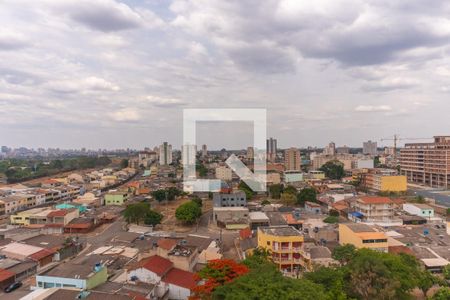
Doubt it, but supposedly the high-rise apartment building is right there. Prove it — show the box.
[337,145,350,154]
[201,144,207,157]
[182,144,197,165]
[266,138,277,162]
[246,146,254,160]
[284,147,301,171]
[159,142,173,165]
[363,140,377,155]
[400,136,450,188]
[323,142,336,156]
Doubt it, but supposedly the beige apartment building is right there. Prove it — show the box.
[400,136,450,188]
[215,166,232,181]
[284,148,301,171]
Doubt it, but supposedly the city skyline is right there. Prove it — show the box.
[1,1,450,149]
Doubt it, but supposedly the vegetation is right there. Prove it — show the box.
[329,209,340,217]
[175,200,202,224]
[196,163,208,177]
[120,158,129,168]
[1,156,112,183]
[296,187,317,206]
[191,259,249,299]
[431,287,450,300]
[123,202,162,225]
[238,181,255,200]
[151,187,182,202]
[191,196,202,207]
[323,216,339,223]
[261,199,271,206]
[332,244,356,265]
[319,160,345,180]
[280,192,296,205]
[269,184,283,199]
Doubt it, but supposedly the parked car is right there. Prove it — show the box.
[4,282,22,293]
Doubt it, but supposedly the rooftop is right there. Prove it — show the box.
[358,196,392,205]
[141,255,173,276]
[0,242,44,256]
[163,268,198,289]
[157,238,177,250]
[41,254,104,279]
[342,223,376,233]
[248,211,269,221]
[258,226,302,237]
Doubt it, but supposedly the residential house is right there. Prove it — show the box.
[339,223,388,252]
[105,191,129,206]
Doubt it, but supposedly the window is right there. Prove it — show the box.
[267,241,271,245]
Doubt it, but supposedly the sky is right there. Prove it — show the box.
[1,0,450,150]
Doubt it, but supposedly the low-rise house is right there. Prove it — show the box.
[10,207,51,226]
[403,203,435,219]
[213,191,246,207]
[105,191,129,206]
[213,207,249,229]
[305,201,322,214]
[339,223,388,252]
[47,208,79,226]
[35,255,107,290]
[349,196,395,224]
[248,211,270,230]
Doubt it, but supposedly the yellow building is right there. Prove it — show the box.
[10,207,51,226]
[309,170,325,180]
[361,169,407,192]
[257,226,305,273]
[339,223,388,252]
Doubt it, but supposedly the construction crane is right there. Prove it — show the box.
[379,135,430,161]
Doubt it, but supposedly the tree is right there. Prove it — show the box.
[319,160,345,180]
[213,258,328,300]
[283,185,297,195]
[323,216,339,223]
[280,192,296,205]
[329,209,340,217]
[431,287,450,300]
[151,190,166,202]
[417,270,436,297]
[123,202,154,224]
[166,187,181,200]
[296,187,317,206]
[304,267,348,300]
[120,159,129,168]
[192,196,202,207]
[269,184,283,199]
[175,201,202,224]
[261,199,271,206]
[239,181,255,200]
[332,244,356,265]
[346,249,423,300]
[443,264,450,280]
[191,259,249,299]
[446,207,450,216]
[144,210,163,226]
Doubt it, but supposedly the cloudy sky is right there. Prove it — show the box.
[1,0,450,150]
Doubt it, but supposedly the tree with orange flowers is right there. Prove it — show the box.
[190,259,249,300]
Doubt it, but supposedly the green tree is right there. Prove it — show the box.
[151,189,166,202]
[123,202,152,224]
[417,270,436,297]
[443,264,450,280]
[329,209,340,217]
[239,181,255,200]
[296,187,317,206]
[323,216,339,223]
[261,199,271,206]
[283,185,297,195]
[144,210,163,226]
[347,249,422,300]
[213,259,328,300]
[192,196,202,207]
[319,160,345,179]
[332,244,356,265]
[166,187,181,200]
[281,192,297,205]
[304,267,348,300]
[269,184,283,199]
[175,201,202,224]
[431,287,450,300]
[120,159,129,168]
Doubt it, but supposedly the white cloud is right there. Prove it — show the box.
[45,77,120,93]
[108,108,141,122]
[354,105,392,112]
[145,95,186,107]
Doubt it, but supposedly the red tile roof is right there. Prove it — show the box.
[163,268,198,290]
[0,268,15,282]
[47,209,69,217]
[157,239,177,250]
[29,248,55,261]
[142,255,173,276]
[239,228,252,239]
[359,196,392,204]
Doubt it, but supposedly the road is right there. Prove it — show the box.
[411,189,450,207]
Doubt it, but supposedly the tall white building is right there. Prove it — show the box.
[363,140,378,155]
[159,142,173,165]
[324,142,336,156]
[182,144,197,165]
